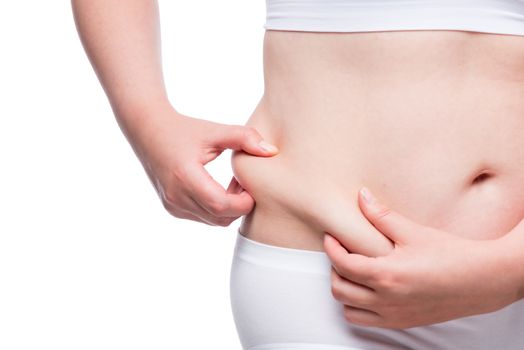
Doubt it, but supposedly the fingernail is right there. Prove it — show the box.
[258,140,279,153]
[360,187,376,204]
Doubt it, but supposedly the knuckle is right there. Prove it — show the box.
[374,268,396,290]
[344,310,372,327]
[174,211,192,220]
[343,307,353,323]
[163,190,179,208]
[162,205,184,219]
[329,254,343,272]
[160,194,195,221]
[335,262,351,279]
[162,201,175,217]
[366,260,386,286]
[216,217,233,227]
[232,125,251,141]
[330,281,344,301]
[242,125,259,138]
[161,196,172,210]
[343,307,362,325]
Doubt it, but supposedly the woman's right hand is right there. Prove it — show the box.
[73,1,278,226]
[120,103,280,226]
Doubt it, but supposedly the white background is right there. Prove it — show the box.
[0,1,266,348]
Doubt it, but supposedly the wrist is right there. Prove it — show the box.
[111,95,185,157]
[496,223,524,302]
[113,95,181,135]
[112,92,174,122]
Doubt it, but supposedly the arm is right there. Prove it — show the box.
[71,0,280,225]
[71,0,169,139]
[324,187,524,329]
[498,219,524,300]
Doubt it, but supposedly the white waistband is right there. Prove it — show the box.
[234,228,333,276]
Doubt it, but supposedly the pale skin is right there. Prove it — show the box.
[72,0,524,329]
[71,0,279,227]
[324,187,524,329]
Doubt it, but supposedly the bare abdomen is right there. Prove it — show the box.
[231,30,524,254]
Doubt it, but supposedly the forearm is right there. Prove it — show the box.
[497,217,524,302]
[71,0,171,128]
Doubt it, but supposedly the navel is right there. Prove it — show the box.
[470,169,495,185]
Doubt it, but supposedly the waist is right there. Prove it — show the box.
[231,227,524,350]
[231,29,524,252]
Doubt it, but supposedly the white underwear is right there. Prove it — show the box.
[229,228,524,350]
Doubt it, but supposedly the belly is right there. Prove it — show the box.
[231,29,524,254]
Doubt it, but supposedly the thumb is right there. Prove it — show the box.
[358,187,423,245]
[214,124,279,156]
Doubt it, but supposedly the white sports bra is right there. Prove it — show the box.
[264,0,524,36]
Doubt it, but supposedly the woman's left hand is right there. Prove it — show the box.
[323,187,524,329]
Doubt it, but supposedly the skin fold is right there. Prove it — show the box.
[72,0,524,329]
[323,187,524,329]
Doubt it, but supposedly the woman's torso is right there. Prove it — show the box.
[231,29,524,255]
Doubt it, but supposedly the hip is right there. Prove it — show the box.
[230,228,524,350]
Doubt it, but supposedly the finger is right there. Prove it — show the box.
[330,267,378,310]
[323,233,378,287]
[358,187,423,245]
[186,196,238,226]
[226,176,244,194]
[343,304,383,327]
[184,163,255,217]
[313,196,393,257]
[167,194,234,226]
[180,210,226,226]
[210,124,279,156]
